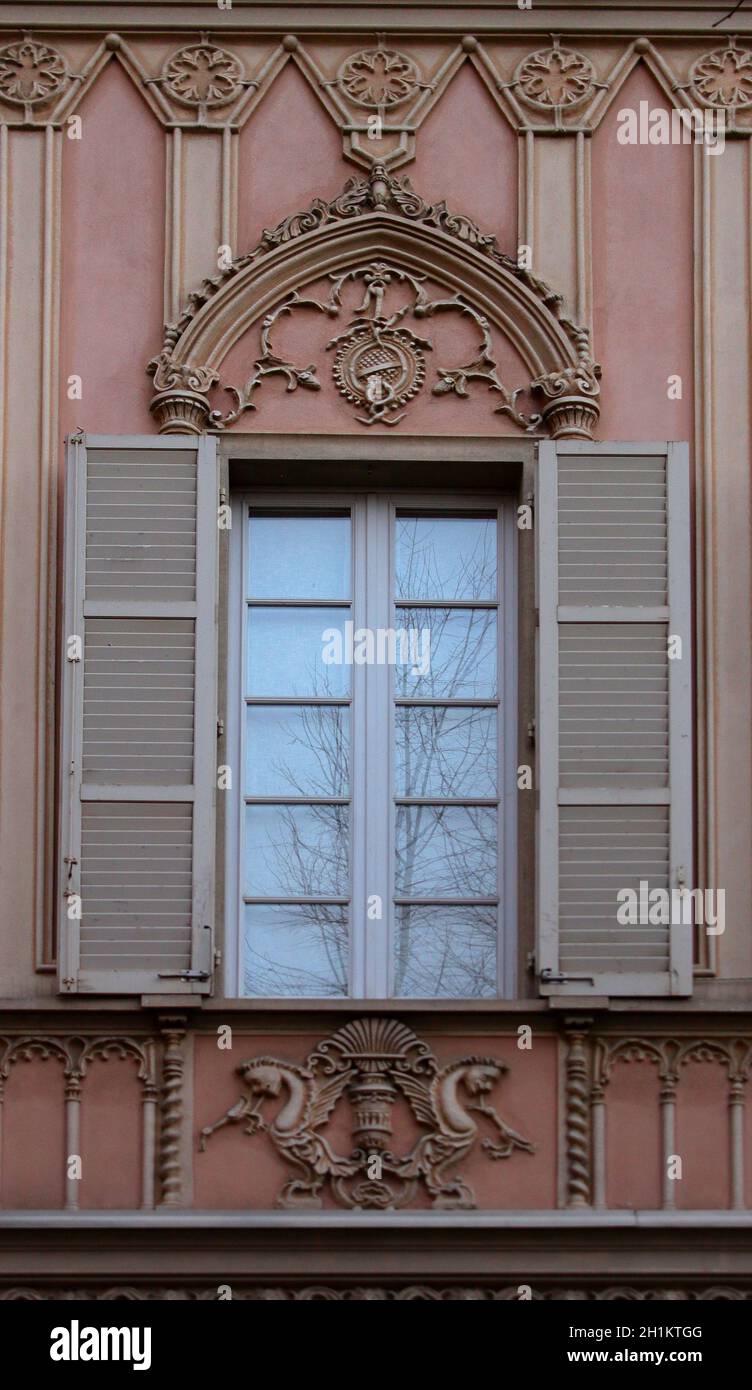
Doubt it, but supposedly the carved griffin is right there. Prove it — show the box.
[199,1019,534,1210]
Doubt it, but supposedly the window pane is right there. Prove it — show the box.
[245,804,348,897]
[246,705,349,797]
[243,904,348,997]
[248,513,350,598]
[394,608,497,699]
[393,905,497,997]
[246,607,350,697]
[395,515,496,600]
[395,706,497,797]
[395,805,497,898]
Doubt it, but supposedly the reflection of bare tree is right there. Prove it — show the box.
[394,517,499,995]
[394,906,498,997]
[245,704,349,996]
[245,515,501,997]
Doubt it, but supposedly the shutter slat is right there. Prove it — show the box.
[537,442,692,998]
[58,435,218,995]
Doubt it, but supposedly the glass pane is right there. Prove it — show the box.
[395,706,497,798]
[395,804,497,898]
[393,905,497,997]
[248,513,350,598]
[394,608,497,699]
[246,607,350,697]
[243,904,348,997]
[244,804,348,898]
[395,515,496,600]
[246,705,349,797]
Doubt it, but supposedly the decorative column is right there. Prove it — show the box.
[564,1018,592,1207]
[64,1066,83,1212]
[590,1047,607,1210]
[141,1040,159,1211]
[728,1043,750,1212]
[158,1017,187,1207]
[658,1049,679,1212]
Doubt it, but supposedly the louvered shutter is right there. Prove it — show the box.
[58,434,218,995]
[536,441,692,997]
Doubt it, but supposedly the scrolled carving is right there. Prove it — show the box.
[210,259,539,431]
[199,1017,534,1211]
[530,361,601,439]
[690,43,752,109]
[147,358,219,435]
[337,47,421,109]
[148,165,601,438]
[0,38,67,108]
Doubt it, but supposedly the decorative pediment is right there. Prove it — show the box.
[148,164,601,439]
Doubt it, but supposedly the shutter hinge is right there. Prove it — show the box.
[676,864,687,892]
[70,427,85,444]
[219,486,228,506]
[217,716,224,739]
[540,967,596,986]
[527,716,536,746]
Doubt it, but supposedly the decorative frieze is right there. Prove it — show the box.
[199,1017,534,1210]
[0,1284,749,1301]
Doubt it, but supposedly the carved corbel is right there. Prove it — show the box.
[147,356,219,434]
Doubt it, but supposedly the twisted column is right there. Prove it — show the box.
[564,1018,593,1207]
[158,1017,186,1207]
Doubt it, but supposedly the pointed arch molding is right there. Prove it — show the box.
[147,165,601,439]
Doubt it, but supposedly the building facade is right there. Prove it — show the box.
[1,0,751,1299]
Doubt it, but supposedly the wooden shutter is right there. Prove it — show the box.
[58,434,218,995]
[536,441,692,997]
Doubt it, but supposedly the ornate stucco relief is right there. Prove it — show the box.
[199,1018,534,1210]
[6,30,752,139]
[1,1285,750,1301]
[147,164,601,438]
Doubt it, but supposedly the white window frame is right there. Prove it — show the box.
[226,489,517,999]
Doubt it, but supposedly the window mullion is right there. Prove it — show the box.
[363,494,392,998]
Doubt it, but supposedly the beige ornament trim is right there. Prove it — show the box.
[0,1283,750,1301]
[147,164,601,438]
[199,1017,534,1211]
